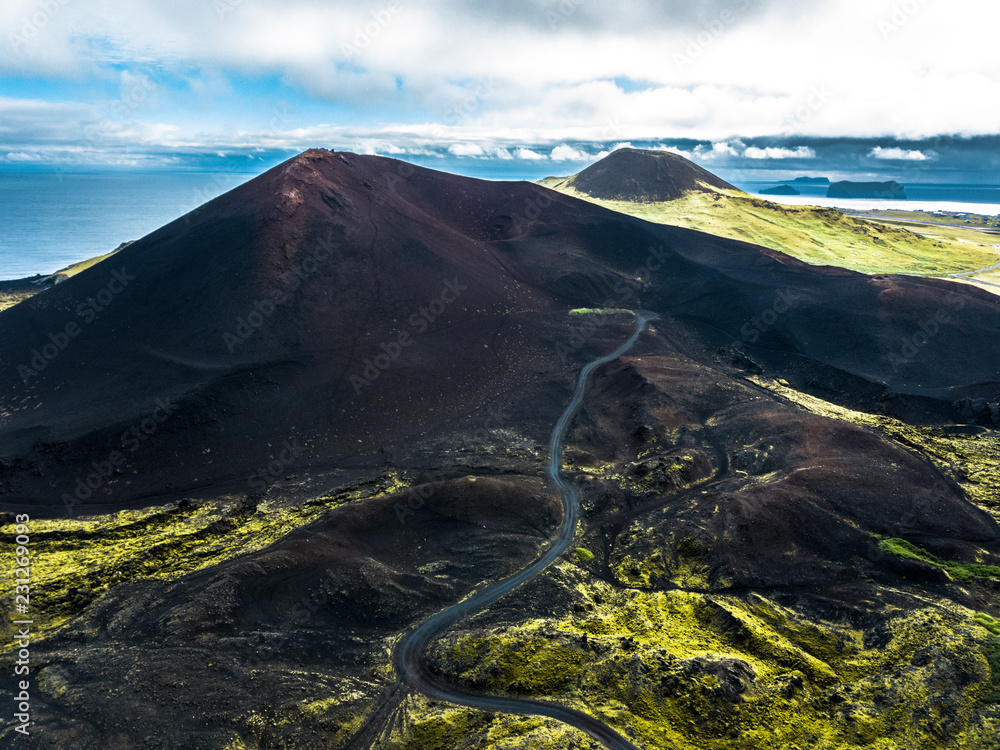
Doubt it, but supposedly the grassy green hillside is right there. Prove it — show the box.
[0,245,126,312]
[542,177,1000,278]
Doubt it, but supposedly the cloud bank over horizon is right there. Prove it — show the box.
[1,0,998,179]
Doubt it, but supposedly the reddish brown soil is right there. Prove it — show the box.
[1,148,997,515]
[2,149,1000,748]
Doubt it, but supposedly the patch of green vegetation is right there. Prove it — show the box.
[0,246,127,312]
[879,538,1000,582]
[444,622,585,695]
[381,694,604,749]
[547,184,1000,277]
[236,697,372,750]
[974,613,1000,636]
[569,307,633,316]
[982,637,1000,703]
[58,247,125,278]
[974,613,1000,705]
[0,471,411,645]
[612,552,665,589]
[429,563,995,749]
[575,547,595,562]
[406,706,480,749]
[0,288,35,313]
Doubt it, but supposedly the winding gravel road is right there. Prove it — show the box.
[948,256,1000,278]
[946,255,1000,289]
[393,311,659,749]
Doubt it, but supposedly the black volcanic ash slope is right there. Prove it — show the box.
[0,148,999,515]
[3,149,1000,750]
[553,146,740,201]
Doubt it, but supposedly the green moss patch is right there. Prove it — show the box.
[548,185,1000,277]
[426,563,995,749]
[0,472,411,645]
[982,637,1000,703]
[878,537,1000,582]
[569,308,634,316]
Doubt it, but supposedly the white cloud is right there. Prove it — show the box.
[869,146,929,161]
[514,148,546,160]
[593,141,633,159]
[352,139,424,156]
[712,142,741,157]
[661,146,695,159]
[744,146,816,159]
[3,1,1000,164]
[448,143,485,157]
[693,141,743,160]
[118,70,156,110]
[550,144,590,161]
[4,152,42,162]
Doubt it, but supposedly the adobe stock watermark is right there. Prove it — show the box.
[223,232,338,352]
[247,438,304,494]
[445,76,498,127]
[394,469,452,525]
[887,291,966,372]
[17,267,135,384]
[8,0,71,54]
[673,0,750,71]
[393,402,513,525]
[384,158,416,192]
[554,244,669,362]
[516,184,573,231]
[879,0,929,39]
[429,76,499,142]
[350,277,467,393]
[183,104,295,225]
[10,513,32,737]
[341,1,404,58]
[548,0,587,29]
[244,565,346,673]
[865,474,952,564]
[599,115,626,142]
[470,403,513,445]
[556,308,628,363]
[50,74,157,181]
[779,84,835,135]
[740,289,802,344]
[214,0,245,20]
[61,396,178,516]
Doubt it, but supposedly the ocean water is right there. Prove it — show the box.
[0,171,258,280]
[737,181,1000,215]
[3,171,1000,282]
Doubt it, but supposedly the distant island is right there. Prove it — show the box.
[792,176,831,184]
[827,180,907,200]
[761,185,800,196]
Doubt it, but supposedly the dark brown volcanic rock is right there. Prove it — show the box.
[19,475,562,748]
[0,148,998,515]
[573,352,1000,593]
[564,146,740,201]
[3,149,1000,749]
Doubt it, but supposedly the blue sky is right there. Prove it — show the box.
[2,0,999,182]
